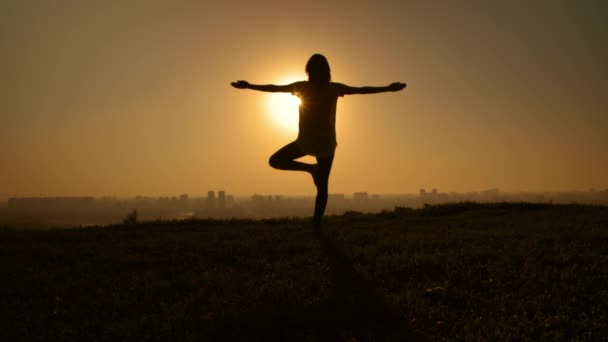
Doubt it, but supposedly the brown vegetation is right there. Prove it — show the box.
[1,203,606,340]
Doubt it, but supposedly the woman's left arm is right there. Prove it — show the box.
[338,82,406,95]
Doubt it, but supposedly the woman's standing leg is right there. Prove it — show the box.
[313,153,335,226]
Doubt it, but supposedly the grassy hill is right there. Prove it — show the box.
[1,203,607,340]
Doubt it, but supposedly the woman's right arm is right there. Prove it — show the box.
[231,80,299,93]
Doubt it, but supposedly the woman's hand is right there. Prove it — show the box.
[388,82,406,91]
[231,80,250,89]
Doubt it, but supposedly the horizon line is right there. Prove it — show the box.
[2,188,608,201]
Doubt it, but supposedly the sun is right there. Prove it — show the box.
[266,77,302,134]
[267,93,301,133]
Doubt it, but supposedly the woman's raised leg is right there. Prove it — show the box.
[269,141,313,173]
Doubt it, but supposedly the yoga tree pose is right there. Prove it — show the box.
[231,54,406,226]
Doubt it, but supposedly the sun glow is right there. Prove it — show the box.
[266,76,303,134]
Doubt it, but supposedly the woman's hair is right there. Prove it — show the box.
[306,54,331,84]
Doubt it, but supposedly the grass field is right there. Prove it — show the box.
[1,203,607,340]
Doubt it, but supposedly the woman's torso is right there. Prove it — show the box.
[292,82,344,157]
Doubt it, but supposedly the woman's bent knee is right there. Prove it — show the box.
[268,154,280,169]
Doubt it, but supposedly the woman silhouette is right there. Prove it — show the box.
[232,54,406,226]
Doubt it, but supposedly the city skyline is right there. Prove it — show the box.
[4,186,608,202]
[4,187,607,229]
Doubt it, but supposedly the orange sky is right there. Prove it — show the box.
[2,1,607,199]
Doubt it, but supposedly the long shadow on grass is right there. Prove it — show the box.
[309,225,416,340]
[212,224,416,341]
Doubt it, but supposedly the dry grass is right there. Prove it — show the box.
[1,203,606,340]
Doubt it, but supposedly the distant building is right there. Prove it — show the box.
[8,197,95,211]
[329,193,345,200]
[218,191,226,208]
[251,194,265,205]
[480,188,499,195]
[207,191,216,208]
[419,189,426,196]
[353,192,369,203]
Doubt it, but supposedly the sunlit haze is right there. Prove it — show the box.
[2,1,607,200]
[266,76,303,135]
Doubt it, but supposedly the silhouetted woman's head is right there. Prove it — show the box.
[306,54,331,84]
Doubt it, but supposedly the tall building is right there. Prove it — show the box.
[207,191,216,208]
[353,192,369,203]
[218,190,226,208]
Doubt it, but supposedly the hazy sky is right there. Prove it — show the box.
[2,1,607,199]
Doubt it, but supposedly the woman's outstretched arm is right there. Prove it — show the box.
[340,82,406,95]
[231,80,297,93]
